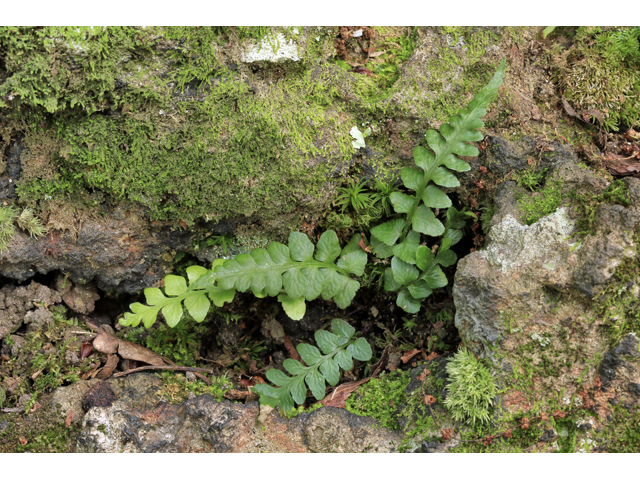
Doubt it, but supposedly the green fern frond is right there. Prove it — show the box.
[120,231,367,328]
[370,59,506,314]
[123,59,507,327]
[252,318,372,411]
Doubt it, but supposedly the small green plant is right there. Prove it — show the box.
[517,179,565,225]
[16,207,48,238]
[252,318,372,411]
[335,178,375,213]
[444,348,496,425]
[515,167,548,192]
[0,205,18,251]
[370,59,505,313]
[371,177,401,216]
[121,59,506,326]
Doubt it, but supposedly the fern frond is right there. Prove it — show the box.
[371,59,506,313]
[120,231,367,328]
[251,318,372,411]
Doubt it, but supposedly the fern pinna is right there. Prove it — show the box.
[120,59,506,329]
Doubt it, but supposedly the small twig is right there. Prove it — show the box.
[238,324,260,343]
[113,365,214,379]
[68,330,96,337]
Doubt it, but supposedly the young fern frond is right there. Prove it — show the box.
[120,231,367,328]
[252,318,372,411]
[370,59,506,313]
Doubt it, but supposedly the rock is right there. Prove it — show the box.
[82,382,116,412]
[55,275,100,314]
[75,373,403,453]
[261,317,285,345]
[0,281,62,341]
[50,379,102,423]
[0,211,194,294]
[599,333,640,406]
[453,147,640,408]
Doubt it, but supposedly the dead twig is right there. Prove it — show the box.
[113,364,214,383]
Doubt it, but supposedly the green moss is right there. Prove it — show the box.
[444,349,496,426]
[561,27,640,131]
[154,371,230,404]
[0,206,18,252]
[346,370,411,430]
[569,179,631,235]
[517,179,565,225]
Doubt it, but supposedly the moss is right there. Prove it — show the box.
[517,178,566,225]
[154,371,230,404]
[561,27,640,131]
[0,404,82,452]
[346,369,411,430]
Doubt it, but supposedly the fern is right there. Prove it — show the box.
[121,60,506,326]
[251,318,372,411]
[120,231,367,328]
[370,59,506,313]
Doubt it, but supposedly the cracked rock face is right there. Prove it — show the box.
[72,373,403,453]
[453,137,640,409]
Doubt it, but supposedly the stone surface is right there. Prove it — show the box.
[453,139,640,409]
[0,281,61,341]
[75,373,403,453]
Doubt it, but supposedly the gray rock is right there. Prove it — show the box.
[75,373,403,453]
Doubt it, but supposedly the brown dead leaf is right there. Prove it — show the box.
[93,327,165,365]
[96,354,119,380]
[283,335,302,362]
[624,128,639,141]
[117,338,165,366]
[401,348,422,364]
[426,351,439,361]
[417,369,431,381]
[19,437,28,446]
[605,153,640,176]
[92,328,118,354]
[424,394,436,405]
[531,105,541,121]
[65,410,74,427]
[224,389,250,401]
[358,234,372,253]
[80,362,101,380]
[321,377,371,408]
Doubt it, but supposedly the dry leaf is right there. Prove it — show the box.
[624,128,639,141]
[117,339,165,366]
[224,389,250,401]
[92,329,118,354]
[65,410,74,427]
[401,348,422,364]
[283,335,302,362]
[96,354,119,380]
[424,394,436,405]
[417,369,431,381]
[93,327,165,366]
[321,377,371,408]
[19,437,28,446]
[605,153,640,177]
